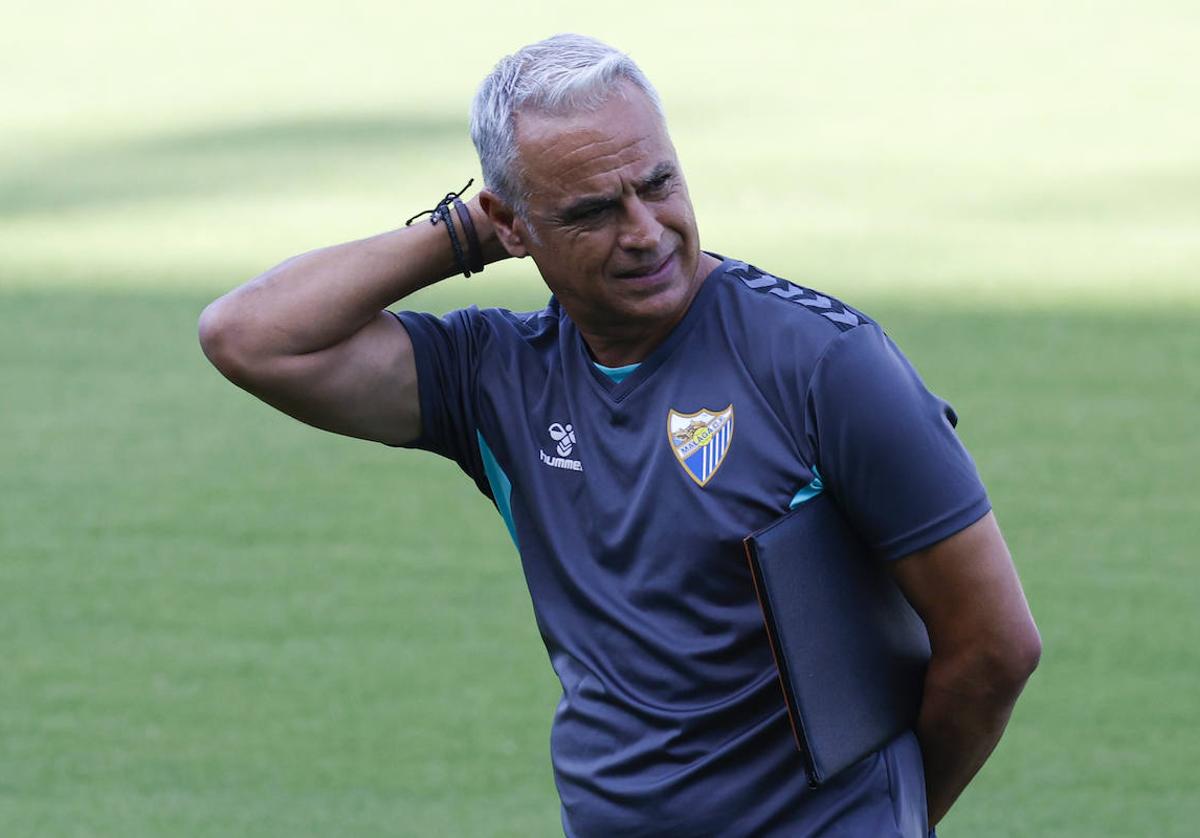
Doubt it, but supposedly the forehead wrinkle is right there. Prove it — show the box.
[560,158,675,216]
[520,113,653,181]
[553,136,652,190]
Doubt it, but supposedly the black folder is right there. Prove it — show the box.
[743,492,930,785]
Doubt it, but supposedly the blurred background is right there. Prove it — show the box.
[1,1,1196,835]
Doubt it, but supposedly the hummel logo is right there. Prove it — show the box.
[548,422,576,457]
[540,422,583,472]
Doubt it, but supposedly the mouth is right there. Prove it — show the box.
[614,252,677,284]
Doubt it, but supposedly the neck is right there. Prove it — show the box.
[582,327,674,368]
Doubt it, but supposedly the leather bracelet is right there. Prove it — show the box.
[453,198,485,274]
[403,178,478,279]
[437,203,471,278]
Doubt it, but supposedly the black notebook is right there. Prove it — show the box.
[743,492,930,786]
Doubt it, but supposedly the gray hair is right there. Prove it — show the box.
[470,33,664,217]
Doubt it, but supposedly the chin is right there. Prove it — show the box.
[615,272,692,320]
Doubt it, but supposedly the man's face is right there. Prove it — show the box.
[503,85,708,341]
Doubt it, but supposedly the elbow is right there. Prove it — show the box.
[1010,624,1043,686]
[984,625,1042,696]
[933,624,1042,703]
[198,298,254,385]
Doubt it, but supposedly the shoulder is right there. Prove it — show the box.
[709,256,880,375]
[718,258,876,334]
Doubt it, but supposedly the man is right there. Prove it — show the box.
[199,34,1040,837]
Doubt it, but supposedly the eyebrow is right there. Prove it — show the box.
[558,162,677,222]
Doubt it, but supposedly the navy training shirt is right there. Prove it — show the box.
[394,256,990,837]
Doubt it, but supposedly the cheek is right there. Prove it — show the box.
[531,234,608,290]
[564,230,618,266]
[664,202,698,238]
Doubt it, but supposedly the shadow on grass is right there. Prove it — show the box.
[1,286,1196,836]
[0,111,466,217]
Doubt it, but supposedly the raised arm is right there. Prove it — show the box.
[197,196,507,446]
[889,511,1041,827]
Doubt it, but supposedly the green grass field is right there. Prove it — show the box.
[2,2,1197,835]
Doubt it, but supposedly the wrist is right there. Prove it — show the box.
[406,180,503,279]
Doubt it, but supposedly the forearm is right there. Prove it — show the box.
[916,653,1033,827]
[200,200,497,360]
[887,513,1041,828]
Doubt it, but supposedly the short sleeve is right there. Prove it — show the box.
[804,325,991,560]
[390,308,490,497]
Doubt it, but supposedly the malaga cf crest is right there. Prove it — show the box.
[667,405,734,487]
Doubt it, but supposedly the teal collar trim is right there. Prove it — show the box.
[593,361,641,383]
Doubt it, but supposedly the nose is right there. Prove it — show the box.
[617,195,663,252]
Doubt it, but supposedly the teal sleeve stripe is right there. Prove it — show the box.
[788,467,825,508]
[476,430,518,548]
[593,361,641,383]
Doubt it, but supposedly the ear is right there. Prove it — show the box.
[478,189,530,259]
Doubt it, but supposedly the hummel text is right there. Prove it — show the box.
[539,449,583,471]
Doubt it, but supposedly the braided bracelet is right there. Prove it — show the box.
[404,179,484,279]
[438,201,469,277]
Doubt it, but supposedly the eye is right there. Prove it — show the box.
[641,174,673,198]
[572,204,612,224]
